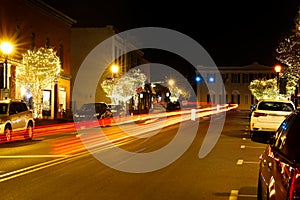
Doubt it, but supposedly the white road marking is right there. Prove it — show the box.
[0,155,68,158]
[236,159,243,165]
[245,146,266,149]
[229,190,238,200]
[242,138,246,141]
[240,145,246,149]
[238,194,257,198]
[243,161,259,164]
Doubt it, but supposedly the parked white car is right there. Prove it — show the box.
[250,99,295,134]
[0,99,35,142]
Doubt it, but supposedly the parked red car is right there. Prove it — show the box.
[251,109,300,200]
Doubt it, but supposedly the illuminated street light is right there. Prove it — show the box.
[0,42,13,55]
[274,65,282,74]
[274,65,282,89]
[168,79,175,86]
[111,64,119,78]
[0,41,13,90]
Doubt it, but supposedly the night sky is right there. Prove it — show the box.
[43,0,300,68]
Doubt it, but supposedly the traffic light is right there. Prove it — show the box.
[279,78,287,94]
[0,63,4,89]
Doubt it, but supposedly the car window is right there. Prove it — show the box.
[80,103,94,112]
[80,103,107,113]
[11,102,27,112]
[0,103,8,114]
[258,102,294,111]
[274,113,300,161]
[9,104,17,114]
[20,103,29,111]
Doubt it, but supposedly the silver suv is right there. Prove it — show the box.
[0,99,35,142]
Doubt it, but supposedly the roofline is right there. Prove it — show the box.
[25,0,77,26]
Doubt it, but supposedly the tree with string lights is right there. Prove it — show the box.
[249,78,277,100]
[16,47,61,118]
[249,6,300,101]
[110,68,147,104]
[273,6,300,98]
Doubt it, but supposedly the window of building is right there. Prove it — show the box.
[207,94,211,103]
[16,24,20,39]
[219,94,225,104]
[46,37,50,48]
[242,74,249,83]
[212,94,216,104]
[244,95,249,105]
[30,33,35,50]
[231,73,240,83]
[222,73,228,83]
[59,44,64,69]
[114,46,118,61]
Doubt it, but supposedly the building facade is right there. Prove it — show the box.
[0,0,76,119]
[196,63,277,110]
[70,26,151,112]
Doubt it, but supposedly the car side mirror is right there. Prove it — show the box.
[250,131,275,144]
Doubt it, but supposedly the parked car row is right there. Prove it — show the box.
[250,98,300,200]
[73,102,127,121]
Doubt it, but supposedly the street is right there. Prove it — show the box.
[0,109,266,200]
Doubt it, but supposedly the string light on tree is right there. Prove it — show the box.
[16,47,61,118]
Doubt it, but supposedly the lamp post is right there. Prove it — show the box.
[0,41,13,90]
[167,79,175,87]
[111,64,119,79]
[274,65,282,89]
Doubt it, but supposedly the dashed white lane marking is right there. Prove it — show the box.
[236,159,259,165]
[240,145,246,149]
[236,159,243,165]
[243,161,259,164]
[239,194,257,198]
[229,190,257,199]
[229,190,238,200]
[245,146,266,149]
[242,138,246,141]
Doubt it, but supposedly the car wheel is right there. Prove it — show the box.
[3,125,12,142]
[24,122,34,140]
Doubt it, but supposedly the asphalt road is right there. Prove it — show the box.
[0,110,266,200]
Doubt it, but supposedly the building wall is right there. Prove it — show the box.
[196,63,276,110]
[71,26,149,111]
[0,0,75,118]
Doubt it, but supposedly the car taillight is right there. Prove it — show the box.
[289,168,300,200]
[253,112,267,117]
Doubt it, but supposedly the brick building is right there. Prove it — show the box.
[0,0,76,118]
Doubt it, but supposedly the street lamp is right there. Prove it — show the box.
[0,41,13,89]
[274,65,282,89]
[168,79,175,86]
[111,64,119,78]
